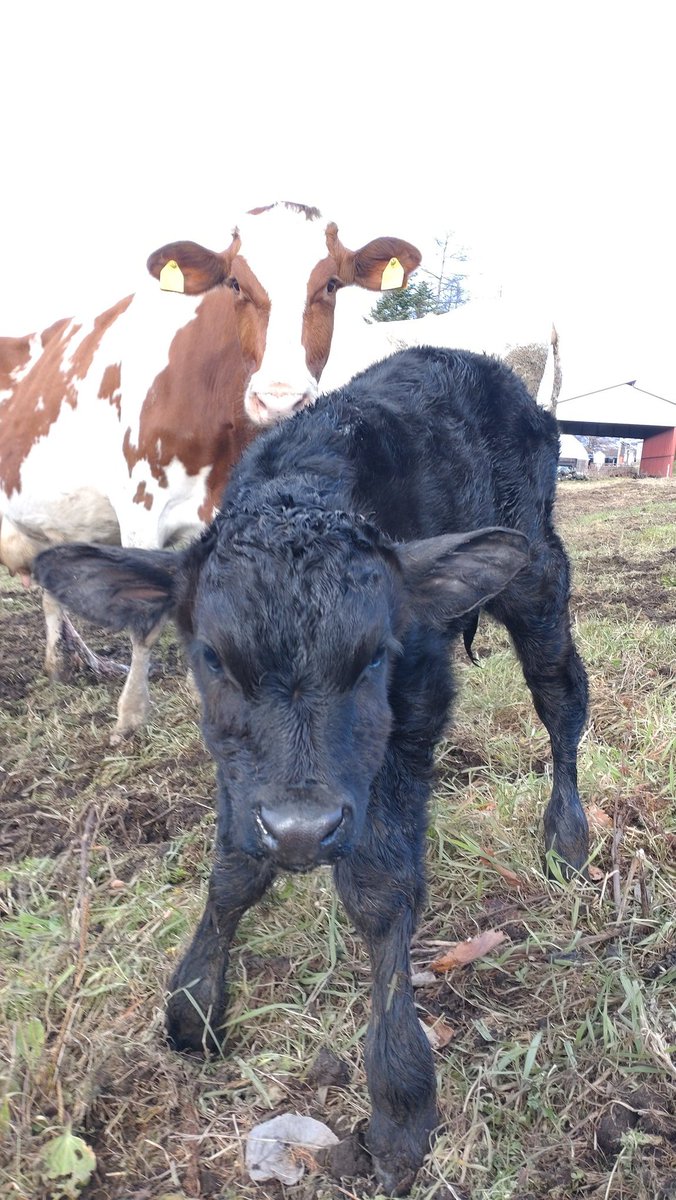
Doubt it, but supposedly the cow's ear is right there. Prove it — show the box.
[146,233,241,296]
[397,528,530,627]
[325,225,421,292]
[33,544,183,640]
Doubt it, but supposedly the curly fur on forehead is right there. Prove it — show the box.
[211,479,395,564]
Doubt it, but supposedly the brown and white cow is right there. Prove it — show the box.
[323,299,562,410]
[0,201,420,739]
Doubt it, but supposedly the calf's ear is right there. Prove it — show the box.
[397,527,530,627]
[33,543,181,640]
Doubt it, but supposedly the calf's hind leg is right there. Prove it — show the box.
[167,842,275,1053]
[490,535,589,872]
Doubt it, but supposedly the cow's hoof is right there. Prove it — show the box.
[109,726,138,748]
[44,655,71,684]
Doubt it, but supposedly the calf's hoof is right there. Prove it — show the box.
[166,981,227,1055]
[366,1107,437,1196]
[544,811,590,880]
[544,833,589,880]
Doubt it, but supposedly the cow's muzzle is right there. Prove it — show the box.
[245,385,316,426]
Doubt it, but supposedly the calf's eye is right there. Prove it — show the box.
[357,648,385,684]
[229,278,241,294]
[326,279,338,294]
[202,644,222,674]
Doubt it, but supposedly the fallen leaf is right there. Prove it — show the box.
[587,803,613,830]
[246,1113,339,1185]
[479,854,526,889]
[419,1016,457,1048]
[588,864,605,881]
[430,929,507,973]
[41,1127,96,1198]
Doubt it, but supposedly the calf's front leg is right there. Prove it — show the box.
[334,803,437,1195]
[167,843,274,1053]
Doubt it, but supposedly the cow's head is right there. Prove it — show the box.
[34,518,527,872]
[146,202,421,426]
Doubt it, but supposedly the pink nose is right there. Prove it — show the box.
[247,388,315,425]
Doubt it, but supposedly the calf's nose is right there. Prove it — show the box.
[258,804,346,865]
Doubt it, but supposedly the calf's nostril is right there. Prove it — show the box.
[256,808,279,847]
[319,807,346,845]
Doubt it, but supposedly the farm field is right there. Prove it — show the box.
[1,475,675,1200]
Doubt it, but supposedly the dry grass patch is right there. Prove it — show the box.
[1,477,675,1199]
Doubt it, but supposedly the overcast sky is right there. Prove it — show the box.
[3,1,674,394]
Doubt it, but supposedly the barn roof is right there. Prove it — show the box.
[556,382,676,439]
[559,433,588,461]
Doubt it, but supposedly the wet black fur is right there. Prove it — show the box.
[35,347,588,1195]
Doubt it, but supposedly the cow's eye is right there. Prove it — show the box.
[202,644,222,673]
[326,279,339,294]
[229,277,241,293]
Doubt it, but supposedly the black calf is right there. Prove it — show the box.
[35,346,589,1194]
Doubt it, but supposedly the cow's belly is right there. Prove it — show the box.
[2,488,120,552]
[0,516,43,574]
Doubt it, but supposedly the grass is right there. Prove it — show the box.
[0,476,675,1200]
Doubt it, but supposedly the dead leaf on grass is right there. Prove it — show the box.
[41,1127,96,1198]
[587,802,613,830]
[588,865,605,882]
[430,929,507,973]
[478,853,527,889]
[419,1016,457,1048]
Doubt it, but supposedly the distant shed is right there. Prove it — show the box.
[559,434,588,473]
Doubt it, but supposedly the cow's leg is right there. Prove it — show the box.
[111,621,166,743]
[334,776,436,1196]
[167,843,275,1053]
[42,591,127,682]
[61,613,129,679]
[490,534,589,872]
[42,589,70,681]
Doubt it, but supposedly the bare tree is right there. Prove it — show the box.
[418,233,468,312]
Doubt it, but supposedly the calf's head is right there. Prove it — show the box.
[35,518,527,870]
[146,202,421,426]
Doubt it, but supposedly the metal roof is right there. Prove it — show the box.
[559,434,588,461]
[556,382,676,438]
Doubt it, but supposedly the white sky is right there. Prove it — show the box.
[2,1,674,396]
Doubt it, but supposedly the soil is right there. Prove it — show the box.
[557,477,676,624]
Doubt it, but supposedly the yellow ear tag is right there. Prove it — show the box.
[381,256,405,290]
[159,259,185,293]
